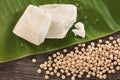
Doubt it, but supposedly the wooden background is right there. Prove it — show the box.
[0,31,120,80]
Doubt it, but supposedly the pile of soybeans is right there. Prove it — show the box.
[32,36,120,80]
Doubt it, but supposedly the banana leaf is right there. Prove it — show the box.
[0,0,120,63]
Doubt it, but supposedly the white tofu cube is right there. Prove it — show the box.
[39,4,77,39]
[13,5,52,45]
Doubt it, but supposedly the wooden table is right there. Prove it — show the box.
[0,31,120,80]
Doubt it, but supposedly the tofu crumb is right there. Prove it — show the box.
[72,22,85,38]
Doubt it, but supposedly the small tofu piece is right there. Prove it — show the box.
[39,4,77,39]
[13,5,52,45]
[72,22,85,38]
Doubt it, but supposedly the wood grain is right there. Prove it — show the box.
[0,31,120,80]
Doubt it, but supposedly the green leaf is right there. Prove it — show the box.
[0,0,120,63]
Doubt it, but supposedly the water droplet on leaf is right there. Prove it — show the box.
[93,18,99,24]
[95,18,99,22]
[80,6,83,10]
[84,15,88,20]
[20,43,24,47]
[75,3,79,6]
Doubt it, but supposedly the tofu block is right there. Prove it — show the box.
[39,4,77,39]
[13,5,52,45]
